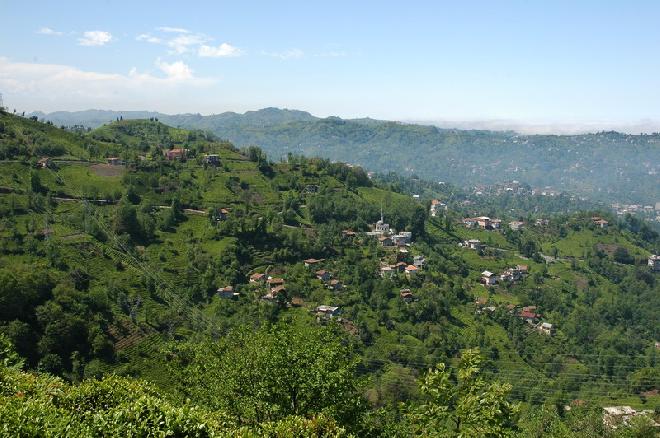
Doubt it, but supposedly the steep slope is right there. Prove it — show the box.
[1,115,658,431]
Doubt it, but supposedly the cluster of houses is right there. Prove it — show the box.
[311,267,343,291]
[245,273,288,302]
[463,216,502,230]
[611,202,658,217]
[380,255,425,279]
[531,186,562,197]
[480,265,528,286]
[649,255,660,271]
[477,301,555,336]
[429,199,447,217]
[365,214,413,247]
[517,305,554,335]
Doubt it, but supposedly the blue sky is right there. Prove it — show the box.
[2,0,660,130]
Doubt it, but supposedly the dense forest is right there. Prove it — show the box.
[30,107,660,206]
[0,111,659,436]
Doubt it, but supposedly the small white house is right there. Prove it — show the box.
[481,270,497,286]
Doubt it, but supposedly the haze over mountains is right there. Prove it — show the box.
[31,108,660,205]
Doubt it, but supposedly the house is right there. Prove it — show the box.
[203,154,220,166]
[328,279,343,291]
[395,261,408,272]
[342,229,357,239]
[263,285,286,301]
[392,232,412,246]
[165,148,188,160]
[516,265,529,275]
[594,219,609,229]
[537,322,554,336]
[481,270,497,286]
[500,266,524,283]
[266,277,285,287]
[509,220,525,231]
[107,157,123,165]
[648,255,660,271]
[413,255,426,268]
[535,218,549,226]
[315,270,332,282]
[490,219,502,229]
[463,217,478,228]
[315,305,341,319]
[477,216,491,228]
[400,289,415,303]
[518,309,541,325]
[212,208,230,222]
[499,270,515,283]
[592,216,609,228]
[217,286,239,300]
[380,265,395,278]
[304,258,323,268]
[462,239,483,250]
[378,236,394,247]
[429,199,446,217]
[37,157,52,169]
[405,265,418,277]
[249,273,266,284]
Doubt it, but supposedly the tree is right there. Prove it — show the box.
[166,322,364,429]
[113,198,141,239]
[406,348,519,437]
[30,171,44,193]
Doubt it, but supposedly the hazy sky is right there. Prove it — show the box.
[2,0,660,128]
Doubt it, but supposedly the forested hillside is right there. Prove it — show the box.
[1,111,659,436]
[30,107,660,205]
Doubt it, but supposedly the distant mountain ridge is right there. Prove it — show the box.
[30,108,660,205]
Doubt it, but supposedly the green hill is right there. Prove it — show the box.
[1,112,659,435]
[30,107,660,205]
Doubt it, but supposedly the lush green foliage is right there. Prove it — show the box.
[1,113,659,436]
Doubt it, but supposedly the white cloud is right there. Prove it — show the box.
[157,26,190,34]
[78,31,113,46]
[155,59,194,80]
[136,33,161,44]
[167,33,209,54]
[0,57,214,112]
[262,48,304,60]
[37,27,63,36]
[198,43,242,58]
